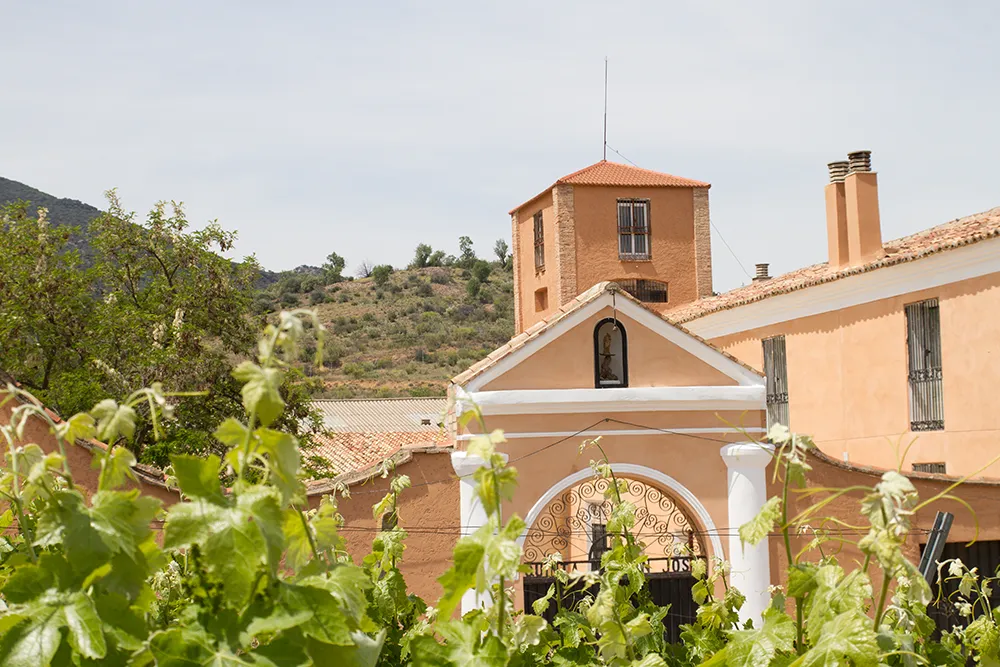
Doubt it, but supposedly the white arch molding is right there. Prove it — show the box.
[517,463,725,561]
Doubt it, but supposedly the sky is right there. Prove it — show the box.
[3,1,999,293]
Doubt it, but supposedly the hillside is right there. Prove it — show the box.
[0,177,103,263]
[258,266,515,398]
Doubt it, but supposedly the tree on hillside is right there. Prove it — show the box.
[372,264,393,286]
[356,260,374,278]
[458,235,476,268]
[472,259,492,282]
[0,194,321,467]
[410,243,433,269]
[322,251,346,283]
[494,238,510,269]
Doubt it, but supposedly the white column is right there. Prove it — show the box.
[451,450,508,615]
[719,442,774,626]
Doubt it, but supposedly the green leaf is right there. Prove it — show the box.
[1,563,54,603]
[739,496,782,547]
[148,627,216,667]
[233,361,285,427]
[0,606,64,667]
[787,563,819,599]
[90,399,137,443]
[307,630,386,667]
[256,428,302,505]
[63,592,107,659]
[96,446,137,491]
[283,509,314,572]
[250,632,312,667]
[723,607,795,667]
[800,610,879,667]
[169,454,225,504]
[277,583,354,646]
[214,418,249,448]
[436,537,486,619]
[511,615,547,647]
[300,565,372,620]
[56,412,96,443]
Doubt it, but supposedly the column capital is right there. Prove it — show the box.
[451,450,509,478]
[719,442,774,470]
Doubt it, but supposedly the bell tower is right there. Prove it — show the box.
[509,160,712,333]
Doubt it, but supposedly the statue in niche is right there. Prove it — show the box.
[599,331,619,383]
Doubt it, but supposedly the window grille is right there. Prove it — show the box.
[617,199,651,260]
[614,279,668,303]
[533,212,544,270]
[913,462,946,474]
[905,299,944,431]
[763,336,789,429]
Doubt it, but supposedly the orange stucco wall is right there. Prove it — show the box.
[571,185,699,312]
[515,192,557,330]
[711,272,1000,477]
[481,307,738,391]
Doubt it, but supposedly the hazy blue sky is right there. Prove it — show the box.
[3,2,998,292]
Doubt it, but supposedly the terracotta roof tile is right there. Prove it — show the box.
[310,430,448,476]
[668,206,1000,324]
[452,282,759,386]
[510,160,710,214]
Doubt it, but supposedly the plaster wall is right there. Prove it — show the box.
[515,191,557,331]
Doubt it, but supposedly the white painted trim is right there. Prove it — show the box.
[464,290,764,391]
[468,385,765,416]
[456,427,766,441]
[518,463,725,561]
[686,236,1000,339]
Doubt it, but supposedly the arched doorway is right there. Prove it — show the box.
[520,470,713,641]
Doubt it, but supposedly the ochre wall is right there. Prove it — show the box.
[572,185,699,312]
[515,192,557,331]
[481,307,739,391]
[710,272,1000,477]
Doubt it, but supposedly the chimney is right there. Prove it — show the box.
[753,263,770,281]
[843,150,884,264]
[825,161,850,268]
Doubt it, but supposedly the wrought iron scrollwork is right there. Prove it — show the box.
[522,477,705,565]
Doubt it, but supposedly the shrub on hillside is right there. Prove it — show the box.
[466,277,481,299]
[472,259,492,282]
[309,289,326,305]
[372,263,393,286]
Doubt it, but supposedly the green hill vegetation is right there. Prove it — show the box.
[257,257,515,398]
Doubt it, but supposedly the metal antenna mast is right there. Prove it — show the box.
[603,57,608,161]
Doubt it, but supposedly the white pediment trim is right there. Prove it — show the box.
[463,292,764,392]
[466,385,765,416]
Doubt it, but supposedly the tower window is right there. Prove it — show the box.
[594,318,628,388]
[534,287,548,312]
[617,199,651,260]
[533,211,544,270]
[763,335,789,429]
[906,298,944,431]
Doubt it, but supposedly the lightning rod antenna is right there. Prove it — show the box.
[603,57,608,161]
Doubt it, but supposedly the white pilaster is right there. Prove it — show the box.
[719,442,774,626]
[451,450,508,615]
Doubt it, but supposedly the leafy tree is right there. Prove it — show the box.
[466,276,481,299]
[0,195,322,468]
[494,238,510,268]
[410,243,433,269]
[428,250,446,266]
[472,259,492,283]
[372,264,393,287]
[458,235,476,268]
[322,251,346,284]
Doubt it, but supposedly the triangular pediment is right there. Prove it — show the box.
[453,283,763,392]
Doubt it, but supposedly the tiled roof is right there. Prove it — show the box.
[451,282,760,387]
[310,430,449,477]
[510,160,710,214]
[309,397,449,475]
[313,397,447,432]
[668,206,1000,324]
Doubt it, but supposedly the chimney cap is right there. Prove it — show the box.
[847,150,873,173]
[753,263,770,281]
[827,161,850,183]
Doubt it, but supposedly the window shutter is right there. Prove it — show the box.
[763,336,789,429]
[906,299,944,430]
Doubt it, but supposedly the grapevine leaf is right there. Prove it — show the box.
[799,609,879,667]
[282,509,313,572]
[55,411,96,444]
[148,627,217,666]
[169,454,226,504]
[90,399,138,443]
[214,418,249,448]
[233,361,285,427]
[306,630,386,667]
[436,537,486,619]
[739,496,782,547]
[256,428,302,505]
[722,606,795,667]
[300,565,372,620]
[96,446,137,491]
[0,605,64,667]
[1,563,54,603]
[64,592,107,659]
[250,632,312,666]
[277,583,354,645]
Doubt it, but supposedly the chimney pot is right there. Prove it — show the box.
[753,263,770,281]
[827,161,850,183]
[847,150,872,173]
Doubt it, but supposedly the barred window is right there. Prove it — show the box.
[533,211,544,270]
[906,299,944,431]
[763,336,789,429]
[614,279,668,303]
[913,462,946,474]
[617,199,651,260]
